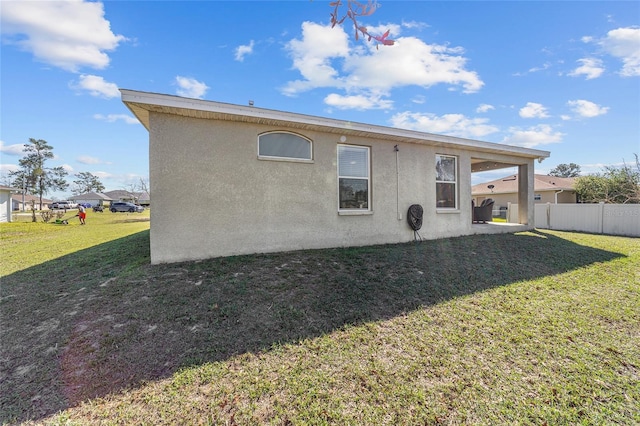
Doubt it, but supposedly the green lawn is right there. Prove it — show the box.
[1,214,638,425]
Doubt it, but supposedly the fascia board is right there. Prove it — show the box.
[120,89,550,161]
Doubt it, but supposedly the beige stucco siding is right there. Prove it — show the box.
[148,112,503,263]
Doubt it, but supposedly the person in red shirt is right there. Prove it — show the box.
[78,204,86,225]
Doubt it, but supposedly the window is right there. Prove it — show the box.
[258,132,312,161]
[435,154,457,209]
[338,145,370,211]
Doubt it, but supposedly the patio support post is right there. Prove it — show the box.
[517,163,534,226]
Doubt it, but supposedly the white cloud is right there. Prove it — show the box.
[529,62,551,73]
[0,0,126,72]
[61,164,74,173]
[72,74,120,98]
[93,113,138,124]
[175,76,209,99]
[567,99,609,118]
[0,141,25,156]
[282,22,350,96]
[390,112,499,139]
[77,155,112,165]
[502,125,563,148]
[324,93,393,110]
[0,164,20,173]
[282,22,483,110]
[476,104,495,113]
[92,171,113,180]
[598,27,640,77]
[519,102,549,119]
[401,21,430,31]
[577,27,640,78]
[234,40,255,62]
[568,58,604,79]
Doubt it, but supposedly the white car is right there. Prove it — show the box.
[50,201,78,210]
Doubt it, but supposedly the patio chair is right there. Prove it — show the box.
[473,198,494,223]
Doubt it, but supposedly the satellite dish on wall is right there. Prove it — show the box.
[488,184,495,193]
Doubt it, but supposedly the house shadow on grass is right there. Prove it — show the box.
[0,230,625,423]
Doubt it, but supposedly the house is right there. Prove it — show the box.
[103,190,150,206]
[11,194,53,211]
[122,89,550,264]
[69,192,113,207]
[0,186,20,222]
[472,174,577,213]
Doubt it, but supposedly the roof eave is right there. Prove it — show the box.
[120,89,551,161]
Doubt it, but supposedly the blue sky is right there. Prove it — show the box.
[1,1,639,199]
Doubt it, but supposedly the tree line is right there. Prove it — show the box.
[549,157,640,204]
[7,138,141,208]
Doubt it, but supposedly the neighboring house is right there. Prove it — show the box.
[0,186,20,222]
[137,191,151,206]
[122,89,550,264]
[103,190,150,206]
[69,192,113,207]
[472,174,577,211]
[11,194,53,211]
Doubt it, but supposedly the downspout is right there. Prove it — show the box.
[554,189,564,204]
[395,145,401,220]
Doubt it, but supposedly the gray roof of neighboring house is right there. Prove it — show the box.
[103,190,150,202]
[472,174,576,195]
[69,192,113,201]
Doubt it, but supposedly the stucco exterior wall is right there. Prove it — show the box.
[148,112,535,263]
[0,190,12,223]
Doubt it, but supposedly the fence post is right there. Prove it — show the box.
[599,202,605,234]
[546,202,551,229]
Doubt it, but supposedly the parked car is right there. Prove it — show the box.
[110,202,144,213]
[78,202,92,208]
[50,201,78,210]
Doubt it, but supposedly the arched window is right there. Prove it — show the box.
[258,132,312,162]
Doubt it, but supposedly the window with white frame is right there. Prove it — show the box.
[435,154,457,209]
[338,144,370,211]
[258,131,312,161]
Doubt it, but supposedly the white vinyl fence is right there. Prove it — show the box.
[507,203,640,237]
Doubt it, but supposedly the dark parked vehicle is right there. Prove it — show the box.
[93,205,104,212]
[110,202,144,213]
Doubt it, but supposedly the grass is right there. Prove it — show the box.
[1,213,638,425]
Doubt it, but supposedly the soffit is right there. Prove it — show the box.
[121,89,550,161]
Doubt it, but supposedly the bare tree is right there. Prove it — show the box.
[121,178,149,204]
[330,0,395,48]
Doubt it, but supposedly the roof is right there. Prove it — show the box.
[11,194,52,203]
[120,89,550,162]
[69,192,113,201]
[0,185,21,192]
[472,174,577,195]
[103,190,149,201]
